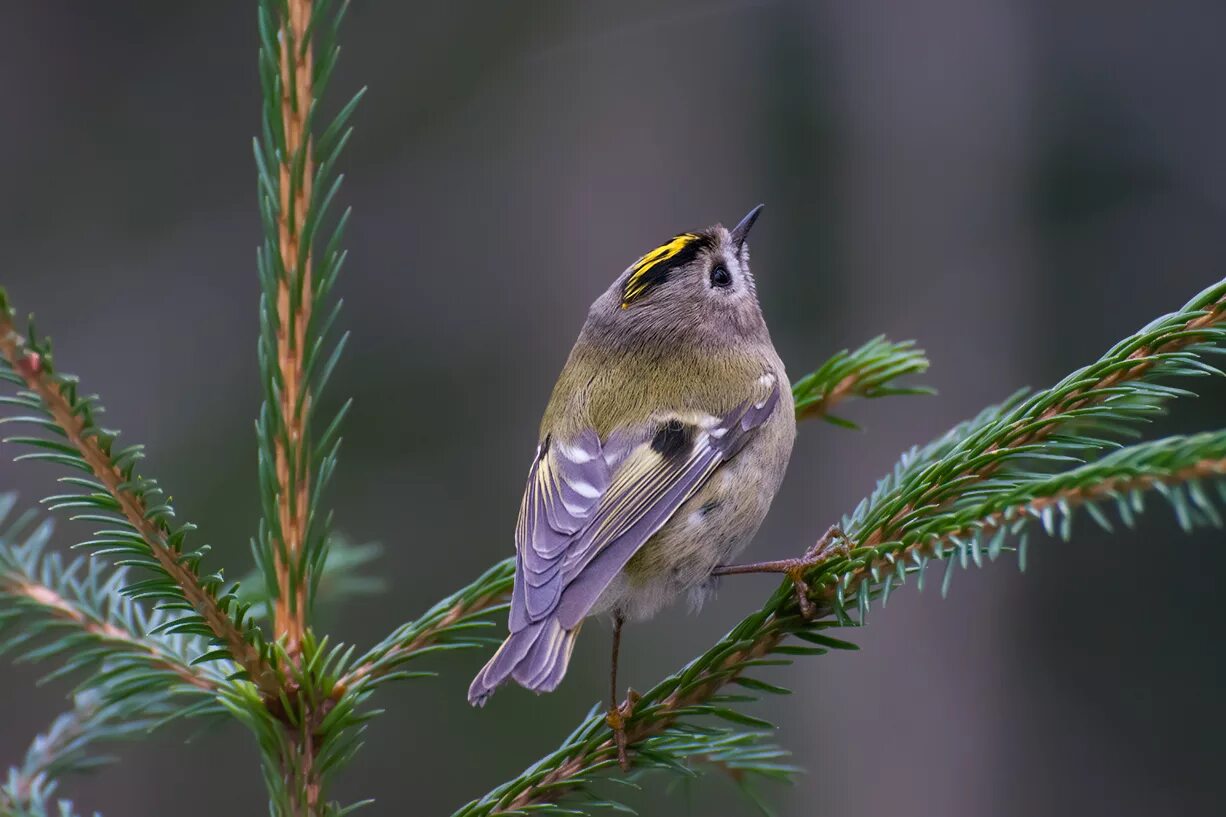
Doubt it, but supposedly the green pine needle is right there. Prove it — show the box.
[792,336,933,427]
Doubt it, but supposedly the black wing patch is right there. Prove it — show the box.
[509,379,782,633]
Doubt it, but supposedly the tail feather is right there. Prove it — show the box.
[468,618,580,707]
[515,618,578,690]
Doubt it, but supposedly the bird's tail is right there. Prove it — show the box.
[468,617,581,707]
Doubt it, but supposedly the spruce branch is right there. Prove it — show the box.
[1,689,177,817]
[254,0,358,655]
[249,0,360,812]
[457,429,1226,816]
[454,280,1226,816]
[336,339,930,694]
[792,336,932,427]
[223,631,373,817]
[336,560,514,695]
[857,278,1226,549]
[3,693,110,817]
[0,507,220,817]
[266,0,317,651]
[0,507,220,694]
[0,298,276,697]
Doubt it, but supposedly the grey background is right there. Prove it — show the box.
[2,1,1225,815]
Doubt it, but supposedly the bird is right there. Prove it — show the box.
[468,205,837,767]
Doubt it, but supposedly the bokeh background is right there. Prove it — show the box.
[3,2,1225,815]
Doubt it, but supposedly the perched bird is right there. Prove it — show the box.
[469,206,832,765]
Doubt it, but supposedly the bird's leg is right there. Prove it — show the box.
[605,613,632,771]
[609,687,641,773]
[712,525,851,618]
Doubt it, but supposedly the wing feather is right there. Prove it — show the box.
[509,380,781,632]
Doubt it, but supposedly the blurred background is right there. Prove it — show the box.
[2,1,1225,815]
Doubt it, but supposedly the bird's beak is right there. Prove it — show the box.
[729,203,764,251]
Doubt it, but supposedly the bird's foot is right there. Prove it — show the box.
[605,688,641,772]
[787,525,851,618]
[711,525,851,618]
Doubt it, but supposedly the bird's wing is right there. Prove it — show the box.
[509,377,782,632]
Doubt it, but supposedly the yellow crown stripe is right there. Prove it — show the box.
[622,233,702,306]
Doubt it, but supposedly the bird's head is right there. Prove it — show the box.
[591,205,769,348]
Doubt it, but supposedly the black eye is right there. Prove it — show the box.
[710,265,732,288]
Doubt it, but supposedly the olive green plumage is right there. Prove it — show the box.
[543,341,775,439]
[468,205,796,706]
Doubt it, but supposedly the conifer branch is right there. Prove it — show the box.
[792,336,932,427]
[1,566,215,693]
[3,693,107,817]
[248,0,359,811]
[336,560,514,695]
[0,302,276,698]
[254,0,357,662]
[860,280,1226,548]
[458,432,1226,815]
[0,514,222,815]
[0,503,227,698]
[1,689,174,817]
[269,0,317,653]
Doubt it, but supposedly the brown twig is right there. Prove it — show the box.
[795,373,859,422]
[271,0,316,653]
[284,725,323,817]
[497,454,1226,812]
[0,312,277,698]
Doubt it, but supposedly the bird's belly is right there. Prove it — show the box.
[592,413,793,622]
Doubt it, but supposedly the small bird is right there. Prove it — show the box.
[469,206,833,765]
